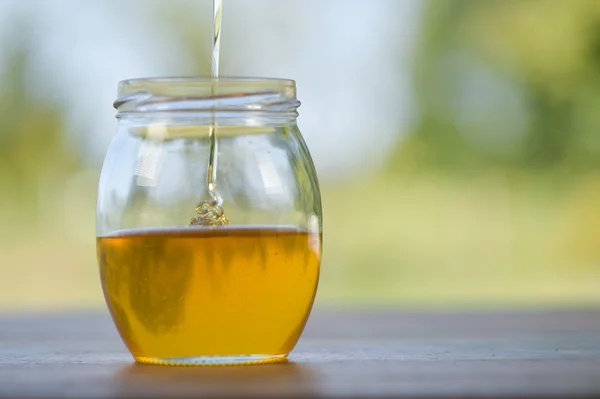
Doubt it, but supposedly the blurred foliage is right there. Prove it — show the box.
[391,0,600,173]
[0,22,97,309]
[1,1,600,309]
[0,23,81,232]
[373,0,600,307]
[320,173,600,306]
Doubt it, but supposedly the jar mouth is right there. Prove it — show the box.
[118,76,296,94]
[115,77,300,119]
[119,76,295,84]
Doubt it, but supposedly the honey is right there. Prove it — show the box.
[97,226,320,365]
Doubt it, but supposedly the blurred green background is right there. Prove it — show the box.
[1,0,600,310]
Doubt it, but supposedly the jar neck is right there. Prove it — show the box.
[114,77,300,127]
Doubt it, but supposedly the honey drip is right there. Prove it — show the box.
[190,200,229,226]
[190,0,228,227]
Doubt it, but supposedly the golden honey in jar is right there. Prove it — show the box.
[97,78,322,365]
[97,226,320,364]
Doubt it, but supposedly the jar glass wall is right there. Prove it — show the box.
[96,78,322,366]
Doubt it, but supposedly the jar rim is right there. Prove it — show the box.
[115,76,300,118]
[118,76,296,96]
[119,76,295,85]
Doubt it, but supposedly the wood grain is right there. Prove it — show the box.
[0,308,599,398]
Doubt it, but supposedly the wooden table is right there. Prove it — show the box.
[0,308,599,398]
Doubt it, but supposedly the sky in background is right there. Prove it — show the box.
[0,0,421,179]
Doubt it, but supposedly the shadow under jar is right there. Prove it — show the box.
[96,78,322,366]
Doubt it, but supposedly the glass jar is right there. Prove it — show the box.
[96,78,322,366]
